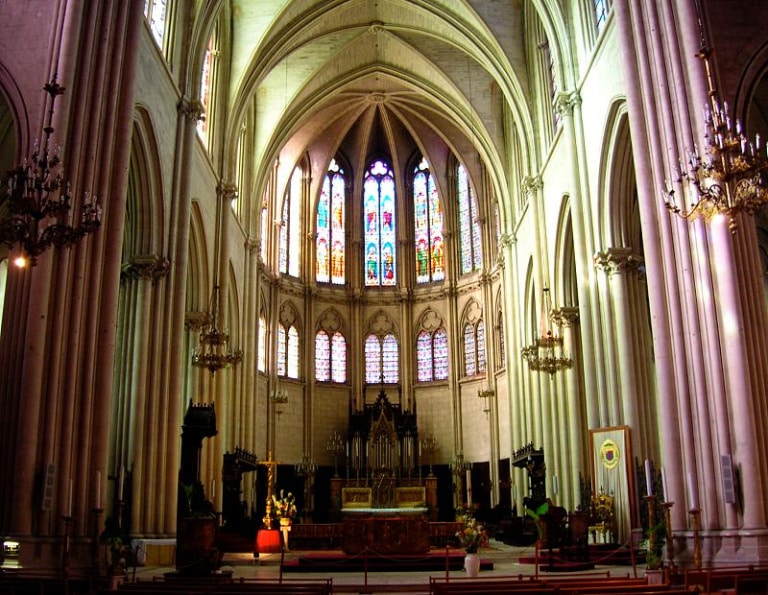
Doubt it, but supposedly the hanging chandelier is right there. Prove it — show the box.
[0,76,101,267]
[191,183,242,374]
[663,44,768,232]
[521,287,572,377]
[191,284,243,374]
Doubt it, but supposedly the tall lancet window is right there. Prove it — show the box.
[416,328,449,382]
[316,159,346,284]
[279,165,302,277]
[363,159,396,287]
[413,158,445,283]
[144,0,167,49]
[457,164,483,274]
[365,333,399,383]
[315,330,347,383]
[463,319,487,376]
[197,25,219,146]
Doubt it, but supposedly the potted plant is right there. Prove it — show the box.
[99,516,128,586]
[455,516,489,578]
[644,507,666,584]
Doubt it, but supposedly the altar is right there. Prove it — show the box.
[341,514,431,555]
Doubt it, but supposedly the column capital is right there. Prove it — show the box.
[552,306,579,328]
[178,96,205,122]
[594,247,643,277]
[123,254,171,281]
[522,175,543,196]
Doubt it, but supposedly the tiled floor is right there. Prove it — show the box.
[124,540,644,594]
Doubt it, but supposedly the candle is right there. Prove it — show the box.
[67,479,73,517]
[661,468,668,502]
[688,472,700,510]
[552,474,558,495]
[96,470,102,509]
[645,459,653,496]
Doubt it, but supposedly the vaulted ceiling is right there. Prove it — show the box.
[224,0,536,215]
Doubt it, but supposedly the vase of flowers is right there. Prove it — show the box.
[456,516,488,578]
[272,490,297,523]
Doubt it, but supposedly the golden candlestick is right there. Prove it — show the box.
[690,508,702,569]
[662,502,675,570]
[645,496,657,559]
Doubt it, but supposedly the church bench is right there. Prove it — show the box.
[113,578,332,594]
[682,568,768,593]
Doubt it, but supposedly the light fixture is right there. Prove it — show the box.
[0,76,101,266]
[521,287,572,377]
[191,285,243,373]
[295,453,316,476]
[663,22,768,232]
[420,434,439,476]
[191,183,242,373]
[326,430,345,477]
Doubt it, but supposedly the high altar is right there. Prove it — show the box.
[330,387,439,554]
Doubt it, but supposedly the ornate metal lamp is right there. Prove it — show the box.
[420,434,438,476]
[521,287,572,376]
[191,184,242,374]
[326,430,345,477]
[663,25,768,231]
[0,76,101,267]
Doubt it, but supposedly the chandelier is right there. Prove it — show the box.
[663,45,768,232]
[191,183,242,374]
[521,287,572,377]
[0,77,101,266]
[191,285,243,373]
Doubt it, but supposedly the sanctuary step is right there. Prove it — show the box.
[281,551,494,573]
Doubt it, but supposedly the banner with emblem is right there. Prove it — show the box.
[589,426,635,544]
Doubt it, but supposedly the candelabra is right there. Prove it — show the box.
[295,453,316,521]
[326,430,345,477]
[0,76,101,267]
[477,388,494,413]
[191,183,242,373]
[662,501,676,571]
[61,514,72,578]
[421,434,439,476]
[663,37,768,231]
[521,288,572,376]
[690,508,702,569]
[450,452,470,505]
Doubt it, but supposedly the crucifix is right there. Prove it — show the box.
[260,450,280,528]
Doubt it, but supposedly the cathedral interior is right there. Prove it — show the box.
[1,0,768,574]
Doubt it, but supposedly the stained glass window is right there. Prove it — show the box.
[197,32,216,143]
[315,330,347,383]
[434,328,448,380]
[257,315,267,372]
[331,332,347,383]
[315,331,330,381]
[497,309,506,368]
[277,324,299,378]
[594,0,611,33]
[144,0,167,48]
[364,333,399,383]
[277,326,287,376]
[363,160,396,287]
[260,205,268,263]
[416,328,449,382]
[279,166,302,277]
[462,320,486,377]
[463,323,476,376]
[413,158,444,283]
[457,164,483,275]
[365,335,381,383]
[316,159,345,284]
[476,320,486,373]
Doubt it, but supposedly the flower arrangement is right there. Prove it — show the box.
[455,516,489,554]
[271,489,297,519]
